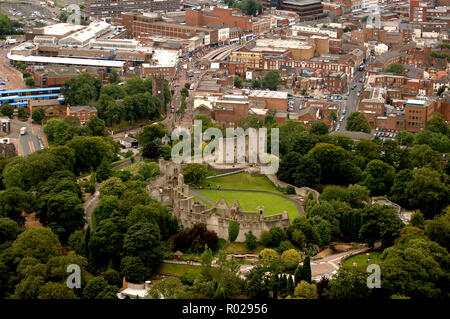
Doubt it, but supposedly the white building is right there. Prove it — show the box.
[59,21,111,46]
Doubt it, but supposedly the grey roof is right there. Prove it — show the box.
[70,105,97,113]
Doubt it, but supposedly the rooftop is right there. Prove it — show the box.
[249,90,288,99]
[37,23,84,36]
[7,54,125,68]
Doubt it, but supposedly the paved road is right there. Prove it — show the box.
[9,120,42,156]
[337,70,365,133]
[83,185,99,230]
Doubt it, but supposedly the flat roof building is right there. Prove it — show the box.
[84,0,181,19]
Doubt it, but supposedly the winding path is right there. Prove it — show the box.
[190,188,305,216]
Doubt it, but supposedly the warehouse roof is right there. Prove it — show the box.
[7,54,125,68]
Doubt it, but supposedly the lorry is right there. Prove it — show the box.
[20,127,27,135]
[47,1,55,7]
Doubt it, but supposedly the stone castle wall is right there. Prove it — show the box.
[148,160,291,242]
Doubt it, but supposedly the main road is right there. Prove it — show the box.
[337,70,365,133]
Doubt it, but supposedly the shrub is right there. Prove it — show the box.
[276,240,294,253]
[259,248,278,266]
[180,270,198,286]
[228,220,240,242]
[245,231,257,250]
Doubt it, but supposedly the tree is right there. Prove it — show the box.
[347,184,370,208]
[120,256,148,283]
[426,113,449,136]
[310,122,329,135]
[245,230,257,250]
[262,70,281,90]
[361,159,395,196]
[183,163,208,184]
[100,85,126,100]
[396,131,415,146]
[328,266,373,298]
[68,230,85,256]
[25,77,35,87]
[228,220,239,242]
[123,221,163,269]
[147,277,185,299]
[92,195,119,226]
[385,63,405,74]
[66,136,117,173]
[269,226,287,247]
[294,281,318,299]
[62,73,102,106]
[233,76,243,88]
[108,70,120,84]
[245,265,270,299]
[0,103,14,118]
[424,209,450,250]
[0,187,33,225]
[142,141,160,160]
[83,276,118,299]
[9,227,60,263]
[359,204,404,248]
[12,276,45,299]
[346,112,371,133]
[88,217,126,272]
[259,248,278,266]
[0,217,21,248]
[281,249,301,264]
[137,123,168,146]
[99,177,125,198]
[36,174,85,244]
[410,210,424,229]
[302,256,311,283]
[405,167,449,219]
[137,162,160,181]
[17,107,26,120]
[234,0,262,16]
[38,282,78,299]
[251,79,261,88]
[380,226,449,298]
[101,269,122,288]
[307,143,361,185]
[96,159,112,183]
[437,85,447,96]
[86,115,106,136]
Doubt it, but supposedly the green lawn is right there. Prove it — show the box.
[198,173,282,194]
[342,251,382,268]
[156,262,202,276]
[197,190,299,222]
[225,242,265,255]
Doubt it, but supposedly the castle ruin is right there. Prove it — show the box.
[147,160,291,242]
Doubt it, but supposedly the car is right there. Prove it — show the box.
[344,97,348,100]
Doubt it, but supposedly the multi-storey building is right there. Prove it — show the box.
[259,0,326,21]
[84,0,181,19]
[186,7,271,35]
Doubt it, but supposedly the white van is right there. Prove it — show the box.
[20,127,26,135]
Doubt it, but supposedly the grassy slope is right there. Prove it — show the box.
[197,190,299,222]
[198,172,282,194]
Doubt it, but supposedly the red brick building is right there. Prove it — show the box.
[68,106,98,124]
[186,7,271,35]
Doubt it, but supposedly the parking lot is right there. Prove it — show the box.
[374,127,397,140]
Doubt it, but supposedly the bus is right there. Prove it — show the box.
[0,94,62,107]
[0,87,61,99]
